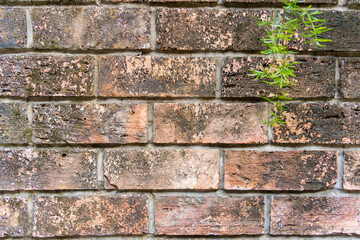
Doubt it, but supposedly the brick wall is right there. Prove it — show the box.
[0,0,359,238]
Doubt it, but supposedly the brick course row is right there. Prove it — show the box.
[1,55,359,99]
[2,195,360,237]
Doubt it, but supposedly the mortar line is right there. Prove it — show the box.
[264,194,272,234]
[94,55,100,98]
[215,57,224,99]
[25,8,33,48]
[150,7,157,51]
[148,193,156,234]
[27,194,34,237]
[336,149,345,190]
[97,149,105,189]
[147,102,155,147]
[334,58,341,100]
[27,102,33,146]
[219,149,225,189]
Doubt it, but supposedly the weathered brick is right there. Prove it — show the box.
[99,56,216,98]
[0,197,28,237]
[156,9,270,51]
[34,195,148,237]
[156,196,264,235]
[271,196,360,235]
[0,103,30,144]
[104,149,219,190]
[0,0,95,3]
[224,0,337,5]
[225,150,337,191]
[32,7,150,50]
[339,58,360,99]
[0,8,26,48]
[222,57,336,99]
[343,151,360,190]
[154,103,268,144]
[0,55,94,97]
[0,149,97,191]
[273,103,360,144]
[32,103,147,144]
[150,0,216,3]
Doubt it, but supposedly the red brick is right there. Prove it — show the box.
[104,149,219,190]
[0,197,28,237]
[339,58,360,99]
[32,7,150,50]
[99,56,216,98]
[0,8,26,48]
[33,195,148,237]
[0,103,30,144]
[156,9,270,51]
[273,103,360,144]
[222,57,336,99]
[224,0,337,5]
[271,196,360,235]
[154,103,268,144]
[0,149,97,191]
[32,103,147,144]
[343,151,360,190]
[156,196,264,235]
[0,55,94,97]
[225,150,337,191]
[0,0,95,3]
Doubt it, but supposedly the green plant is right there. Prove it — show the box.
[249,0,332,126]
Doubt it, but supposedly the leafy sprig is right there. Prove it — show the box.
[249,0,332,127]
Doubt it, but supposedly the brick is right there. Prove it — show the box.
[0,103,30,144]
[224,0,337,5]
[339,58,360,99]
[34,195,148,237]
[0,149,97,191]
[343,151,360,190]
[32,7,150,50]
[273,103,360,144]
[150,0,216,3]
[32,103,147,144]
[154,103,268,144]
[222,57,336,99]
[156,196,264,235]
[225,150,337,191]
[0,197,28,237]
[0,0,95,3]
[156,9,270,51]
[99,56,216,98]
[104,149,219,190]
[346,0,360,8]
[0,55,94,97]
[0,8,26,48]
[271,196,360,235]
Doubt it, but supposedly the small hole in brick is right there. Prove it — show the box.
[62,153,67,157]
[84,118,87,120]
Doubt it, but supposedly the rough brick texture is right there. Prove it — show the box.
[271,196,360,235]
[222,57,336,99]
[34,195,148,237]
[32,103,147,144]
[343,151,360,190]
[225,150,337,191]
[0,197,28,237]
[104,149,219,190]
[0,149,97,191]
[224,0,337,4]
[0,55,94,97]
[154,103,268,144]
[99,56,216,98]
[273,103,360,144]
[0,8,26,48]
[156,9,270,51]
[32,7,150,50]
[340,58,360,99]
[156,196,264,235]
[0,103,30,144]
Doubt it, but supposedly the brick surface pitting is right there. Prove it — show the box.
[225,150,337,191]
[0,197,28,237]
[0,149,97,190]
[273,103,360,144]
[0,8,26,48]
[343,151,360,190]
[156,9,270,51]
[32,103,147,144]
[222,57,336,99]
[340,58,360,99]
[104,149,219,190]
[271,196,360,235]
[156,196,264,235]
[0,55,94,97]
[32,7,150,50]
[99,56,216,98]
[0,103,30,144]
[34,195,148,237]
[154,103,268,144]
